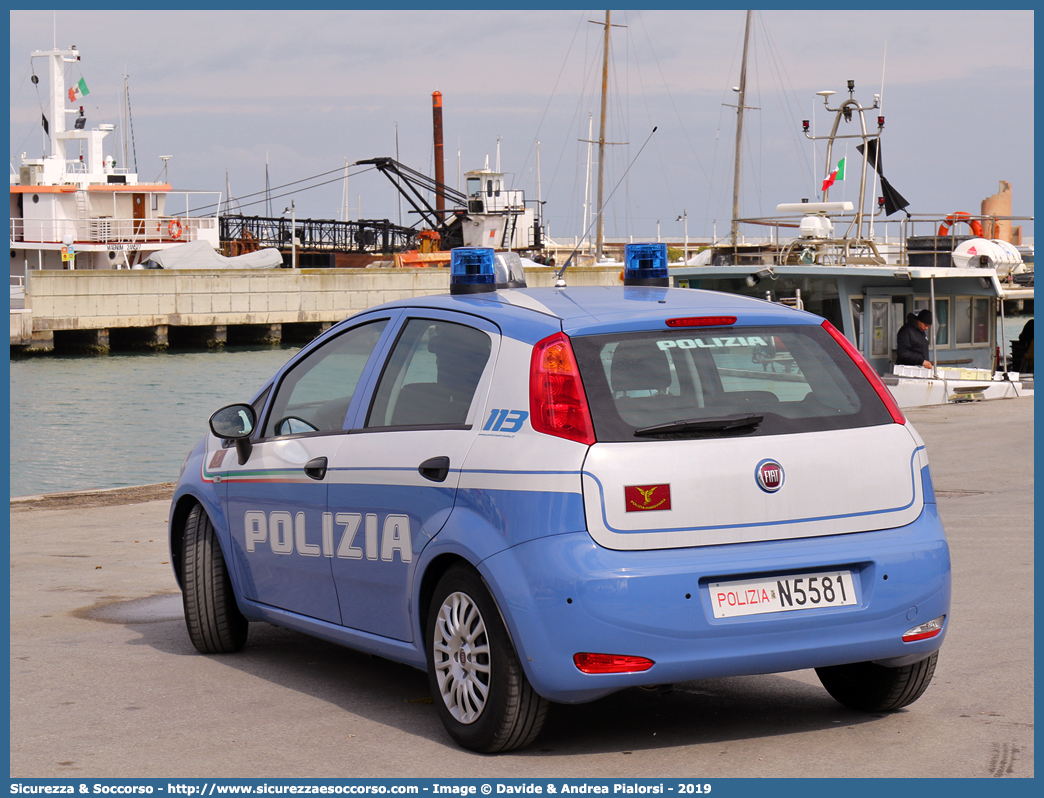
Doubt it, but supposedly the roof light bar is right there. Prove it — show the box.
[623,243,669,287]
[449,247,496,295]
[574,652,655,674]
[666,316,737,328]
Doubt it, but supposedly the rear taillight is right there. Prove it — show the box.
[822,320,906,425]
[529,332,596,445]
[574,652,655,674]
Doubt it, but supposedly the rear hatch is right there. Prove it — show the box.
[572,322,926,551]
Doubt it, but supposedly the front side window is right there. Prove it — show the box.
[572,325,892,441]
[367,319,491,428]
[263,320,388,437]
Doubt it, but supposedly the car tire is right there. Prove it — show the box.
[815,650,938,712]
[182,503,248,654]
[426,564,548,752]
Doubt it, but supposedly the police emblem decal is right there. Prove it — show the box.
[624,483,672,512]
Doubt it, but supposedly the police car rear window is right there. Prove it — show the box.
[571,325,893,441]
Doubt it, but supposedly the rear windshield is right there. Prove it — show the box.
[572,325,893,441]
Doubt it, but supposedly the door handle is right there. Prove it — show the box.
[418,456,450,483]
[304,456,328,481]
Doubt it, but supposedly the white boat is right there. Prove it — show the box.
[671,71,1032,407]
[10,46,223,287]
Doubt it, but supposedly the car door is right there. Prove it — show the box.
[220,315,396,623]
[327,311,499,641]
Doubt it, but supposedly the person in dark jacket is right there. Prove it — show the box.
[896,309,932,368]
[1017,318,1033,373]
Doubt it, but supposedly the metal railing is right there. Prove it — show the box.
[10,215,216,245]
[219,215,418,254]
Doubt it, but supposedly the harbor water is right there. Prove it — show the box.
[9,345,300,498]
[8,315,1033,499]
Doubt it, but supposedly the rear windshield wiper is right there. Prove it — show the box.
[633,413,763,437]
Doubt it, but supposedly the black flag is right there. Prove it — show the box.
[857,140,910,217]
[41,114,49,135]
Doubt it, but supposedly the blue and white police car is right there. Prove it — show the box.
[169,244,950,752]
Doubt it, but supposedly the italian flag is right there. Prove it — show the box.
[68,77,89,103]
[821,156,845,192]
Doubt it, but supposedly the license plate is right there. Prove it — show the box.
[708,570,857,618]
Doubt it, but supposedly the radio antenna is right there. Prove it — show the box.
[554,126,658,286]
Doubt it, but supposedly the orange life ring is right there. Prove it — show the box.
[938,212,983,238]
[168,218,183,240]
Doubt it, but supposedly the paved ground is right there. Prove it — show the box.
[8,397,1033,778]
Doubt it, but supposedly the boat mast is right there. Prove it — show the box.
[595,10,610,261]
[730,10,752,248]
[122,72,130,170]
[583,113,593,253]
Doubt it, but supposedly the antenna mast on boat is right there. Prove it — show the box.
[730,10,753,247]
[266,153,273,218]
[535,139,542,231]
[121,71,129,169]
[124,74,138,174]
[340,157,349,222]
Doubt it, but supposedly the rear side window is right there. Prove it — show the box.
[367,319,492,428]
[572,325,892,441]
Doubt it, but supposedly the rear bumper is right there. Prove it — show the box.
[481,502,950,703]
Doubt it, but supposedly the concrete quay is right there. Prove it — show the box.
[8,397,1033,778]
[10,265,623,353]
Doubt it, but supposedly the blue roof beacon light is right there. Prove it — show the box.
[623,243,670,287]
[450,247,497,295]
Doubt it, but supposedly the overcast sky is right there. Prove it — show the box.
[10,8,1035,241]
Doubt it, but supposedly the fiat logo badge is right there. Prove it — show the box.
[756,459,784,493]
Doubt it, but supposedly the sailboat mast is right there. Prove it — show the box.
[595,10,610,261]
[583,113,593,252]
[731,9,752,248]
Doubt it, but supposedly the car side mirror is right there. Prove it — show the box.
[210,404,256,465]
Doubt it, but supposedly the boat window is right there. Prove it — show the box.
[572,325,892,441]
[870,299,890,358]
[915,297,951,348]
[973,298,991,344]
[466,177,480,197]
[955,297,990,346]
[850,297,864,351]
[487,180,493,197]
[955,298,972,345]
